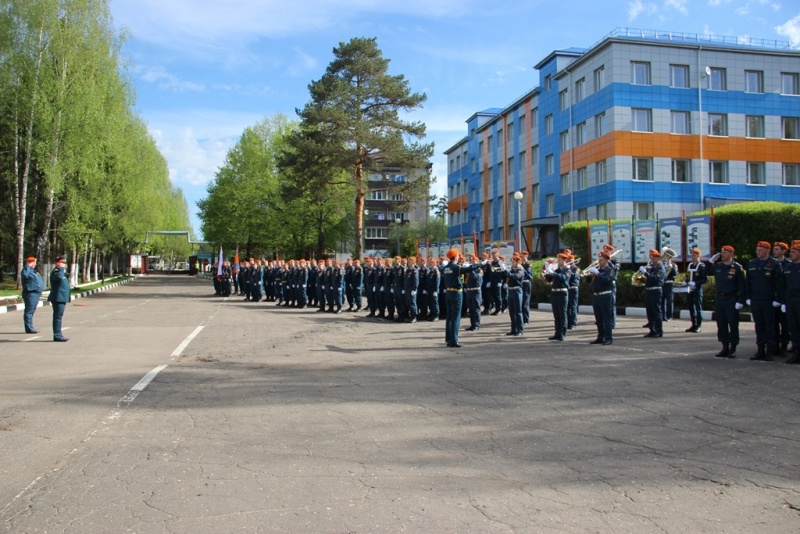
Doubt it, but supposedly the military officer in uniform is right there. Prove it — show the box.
[640,249,666,338]
[586,251,616,345]
[563,250,580,329]
[772,242,791,355]
[685,248,708,333]
[403,257,419,323]
[393,257,407,322]
[426,257,440,321]
[544,252,570,341]
[351,258,363,312]
[661,250,678,321]
[21,256,44,334]
[48,255,71,342]
[520,251,534,326]
[746,241,783,361]
[710,245,746,359]
[782,241,800,364]
[505,254,525,337]
[464,254,483,331]
[442,249,487,348]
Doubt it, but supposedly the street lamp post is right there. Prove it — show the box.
[513,191,524,253]
[361,209,369,259]
[395,218,401,255]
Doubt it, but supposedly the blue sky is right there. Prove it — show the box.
[109,0,800,238]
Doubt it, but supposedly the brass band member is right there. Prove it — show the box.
[640,249,666,338]
[586,251,616,345]
[544,252,570,341]
[505,254,525,336]
[685,248,708,333]
[746,241,783,361]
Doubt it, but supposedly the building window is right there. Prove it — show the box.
[782,73,799,95]
[632,108,652,132]
[577,208,588,221]
[519,151,526,173]
[560,212,571,226]
[370,190,388,200]
[631,62,650,85]
[709,113,728,136]
[634,202,654,220]
[389,192,403,201]
[391,174,407,182]
[596,160,607,184]
[545,75,552,91]
[518,115,525,138]
[545,114,553,135]
[497,128,503,148]
[532,183,539,204]
[531,107,538,128]
[597,203,608,220]
[709,161,729,184]
[745,115,765,138]
[747,162,765,185]
[560,130,570,152]
[745,70,764,93]
[497,195,504,227]
[672,159,691,183]
[366,227,388,239]
[560,173,571,194]
[671,111,690,134]
[595,112,606,137]
[507,122,514,142]
[390,212,407,221]
[594,65,605,92]
[783,117,799,140]
[546,194,555,215]
[670,65,689,88]
[576,122,586,146]
[577,167,588,190]
[369,172,383,181]
[632,157,652,181]
[708,67,726,91]
[559,89,569,111]
[531,145,539,165]
[575,78,585,102]
[784,164,800,186]
[545,154,554,175]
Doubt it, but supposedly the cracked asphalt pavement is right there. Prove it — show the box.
[1,275,799,533]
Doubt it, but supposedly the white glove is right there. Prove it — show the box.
[401,290,405,295]
[638,266,647,274]
[411,291,417,296]
[502,284,508,289]
[773,301,781,308]
[746,299,751,306]
[688,281,696,287]
[422,290,427,295]
[587,267,599,275]
[735,302,744,310]
[380,287,384,292]
[709,253,721,263]
[390,289,393,294]
[322,285,326,290]
[781,304,787,313]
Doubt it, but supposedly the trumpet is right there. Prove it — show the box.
[540,258,558,282]
[586,248,621,271]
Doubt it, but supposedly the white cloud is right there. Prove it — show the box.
[776,13,800,46]
[628,0,658,21]
[665,0,688,15]
[136,65,205,92]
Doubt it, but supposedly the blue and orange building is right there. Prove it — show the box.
[445,28,800,256]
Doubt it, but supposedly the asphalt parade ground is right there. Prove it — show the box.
[0,275,799,533]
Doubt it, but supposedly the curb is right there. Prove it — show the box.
[0,277,134,315]
[533,302,752,323]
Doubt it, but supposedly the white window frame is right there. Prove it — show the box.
[594,65,605,92]
[783,117,799,140]
[560,173,571,195]
[597,203,608,220]
[596,160,607,184]
[560,130,570,152]
[745,70,763,94]
[671,111,690,134]
[632,157,652,181]
[708,67,726,91]
[546,193,555,215]
[545,114,553,135]
[595,112,605,137]
[671,159,691,183]
[576,122,586,146]
[575,78,585,102]
[631,62,650,85]
[783,164,800,186]
[545,154,554,175]
[632,108,652,132]
[559,90,568,111]
[709,161,729,184]
[709,113,728,136]
[634,202,654,221]
[577,167,588,190]
[670,64,689,88]
[746,162,766,185]
[746,115,765,138]
[781,72,799,95]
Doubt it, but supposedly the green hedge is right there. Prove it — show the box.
[697,201,800,263]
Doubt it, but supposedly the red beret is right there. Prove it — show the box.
[721,245,735,253]
[446,248,459,260]
[649,249,661,257]
[603,244,614,251]
[774,242,788,251]
[598,251,611,259]
[690,248,701,255]
[557,253,569,260]
[26,256,36,262]
[757,241,771,249]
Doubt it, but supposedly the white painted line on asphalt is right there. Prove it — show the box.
[117,364,169,406]
[170,325,204,360]
[22,336,41,342]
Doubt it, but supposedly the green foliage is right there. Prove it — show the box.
[559,219,630,267]
[695,201,800,262]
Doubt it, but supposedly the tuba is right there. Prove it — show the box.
[661,246,676,262]
[632,260,652,287]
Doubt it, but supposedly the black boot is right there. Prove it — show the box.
[780,342,789,356]
[785,347,800,364]
[715,343,730,358]
[728,344,737,358]
[750,344,768,361]
[771,344,782,356]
